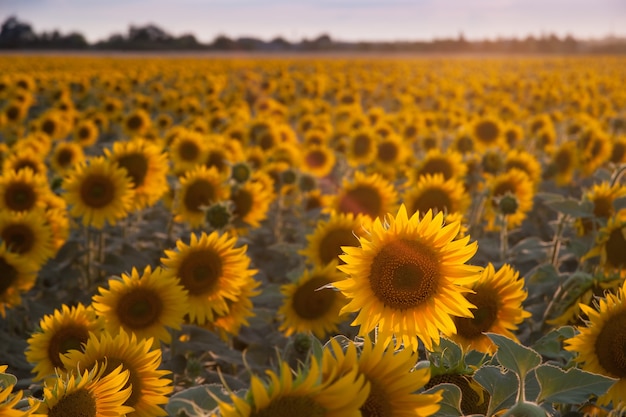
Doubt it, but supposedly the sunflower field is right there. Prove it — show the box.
[1,54,626,416]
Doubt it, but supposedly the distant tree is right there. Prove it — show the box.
[0,16,36,47]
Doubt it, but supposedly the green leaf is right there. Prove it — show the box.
[535,364,617,403]
[487,333,541,379]
[0,372,17,388]
[165,384,231,417]
[474,365,519,417]
[424,383,463,417]
[429,337,464,371]
[544,198,593,218]
[531,326,576,361]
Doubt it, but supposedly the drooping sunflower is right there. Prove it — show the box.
[49,142,85,177]
[484,168,534,231]
[565,280,626,406]
[301,145,336,178]
[331,171,398,221]
[578,127,612,177]
[0,243,38,317]
[402,173,470,218]
[300,212,370,268]
[60,329,172,417]
[230,180,274,229]
[584,215,626,275]
[38,362,134,417]
[62,156,134,229]
[0,168,50,213]
[410,149,467,182]
[105,139,169,211]
[575,182,626,237]
[160,231,255,325]
[322,336,442,417]
[335,205,482,352]
[278,263,348,339]
[450,263,531,354]
[91,266,188,348]
[208,276,261,340]
[0,208,55,268]
[26,303,103,381]
[217,358,369,417]
[174,165,229,228]
[609,136,626,165]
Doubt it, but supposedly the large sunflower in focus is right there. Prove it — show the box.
[161,231,255,325]
[450,263,531,354]
[331,171,398,221]
[26,303,103,381]
[63,156,134,229]
[335,205,482,352]
[91,266,188,348]
[0,243,38,317]
[105,139,169,211]
[402,173,470,218]
[61,329,172,417]
[278,263,348,339]
[38,363,133,417]
[322,336,442,417]
[218,358,369,417]
[565,280,626,406]
[174,165,229,228]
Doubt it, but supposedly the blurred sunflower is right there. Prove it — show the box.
[122,108,152,138]
[37,110,68,141]
[161,231,255,325]
[174,165,229,228]
[73,119,99,148]
[49,142,85,177]
[2,149,48,177]
[609,136,626,165]
[346,128,378,167]
[575,182,626,236]
[584,215,626,275]
[331,171,398,221]
[105,139,169,211]
[62,156,134,229]
[547,141,579,186]
[375,134,407,171]
[26,303,103,381]
[335,205,481,352]
[411,149,466,182]
[470,115,505,150]
[504,149,542,185]
[230,180,274,229]
[278,263,348,339]
[0,243,37,317]
[322,336,442,417]
[301,212,370,268]
[61,329,172,417]
[38,363,133,417]
[301,145,336,178]
[578,128,612,177]
[208,276,261,340]
[425,372,489,416]
[402,173,470,218]
[169,129,207,174]
[450,263,530,354]
[217,358,369,417]
[0,209,55,268]
[91,266,188,348]
[484,169,534,231]
[565,280,626,407]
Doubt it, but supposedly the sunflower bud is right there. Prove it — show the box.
[204,202,232,230]
[231,162,252,184]
[298,173,317,192]
[498,193,519,215]
[280,168,298,185]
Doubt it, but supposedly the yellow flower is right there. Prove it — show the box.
[0,364,38,416]
[0,168,50,213]
[0,242,38,317]
[301,145,336,178]
[335,205,482,352]
[402,173,470,218]
[411,149,466,182]
[49,142,85,177]
[174,165,229,228]
[331,171,398,221]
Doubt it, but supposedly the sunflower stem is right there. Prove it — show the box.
[609,163,626,187]
[98,229,106,281]
[549,213,568,267]
[468,191,486,238]
[499,214,509,262]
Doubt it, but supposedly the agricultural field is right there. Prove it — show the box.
[0,54,626,416]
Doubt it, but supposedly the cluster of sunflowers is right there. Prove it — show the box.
[0,54,626,416]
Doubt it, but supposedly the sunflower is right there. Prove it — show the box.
[322,336,442,417]
[301,145,336,178]
[230,180,274,229]
[565,280,626,406]
[578,128,612,177]
[470,115,505,150]
[547,141,579,186]
[91,266,188,348]
[26,303,103,381]
[584,215,626,275]
[203,139,235,176]
[331,171,398,221]
[504,149,542,186]
[169,129,207,174]
[37,110,69,141]
[62,156,134,229]
[402,173,470,218]
[217,358,369,417]
[346,128,378,167]
[122,108,152,138]
[0,243,38,317]
[209,276,261,340]
[0,168,50,213]
[0,364,38,416]
[174,165,229,228]
[609,136,626,165]
[49,142,85,177]
[410,149,466,182]
[0,209,55,268]
[60,329,172,417]
[105,139,169,211]
[375,134,407,171]
[278,263,348,339]
[575,182,626,236]
[300,212,370,268]
[2,149,48,178]
[38,362,133,417]
[484,168,534,231]
[450,263,530,354]
[335,205,482,352]
[160,231,255,325]
[73,119,99,148]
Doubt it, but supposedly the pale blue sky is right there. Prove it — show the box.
[2,0,625,43]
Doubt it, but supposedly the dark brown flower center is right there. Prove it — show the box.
[56,148,74,167]
[79,174,115,209]
[126,114,143,131]
[0,258,19,296]
[291,276,336,319]
[47,324,90,368]
[179,141,200,161]
[116,288,163,330]
[594,309,626,378]
[411,188,453,216]
[116,153,149,189]
[183,179,216,213]
[338,186,382,219]
[232,188,253,219]
[474,120,499,144]
[352,134,373,157]
[4,182,36,211]
[48,388,96,417]
[454,287,499,339]
[251,395,326,417]
[305,150,327,169]
[178,250,223,294]
[605,226,626,269]
[418,158,454,180]
[377,142,399,163]
[1,224,35,254]
[318,227,360,266]
[360,379,393,417]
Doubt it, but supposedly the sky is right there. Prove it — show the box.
[2,0,625,43]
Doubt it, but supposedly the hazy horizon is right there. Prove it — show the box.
[2,0,625,44]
